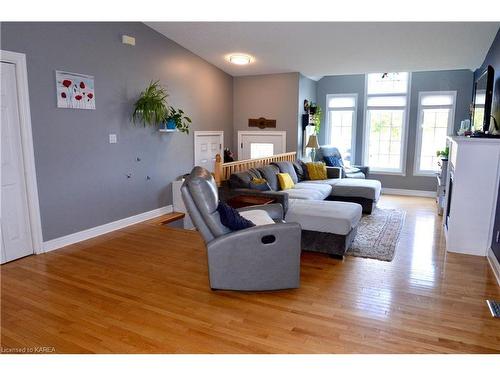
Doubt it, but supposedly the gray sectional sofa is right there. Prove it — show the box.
[222,160,382,257]
[228,160,381,214]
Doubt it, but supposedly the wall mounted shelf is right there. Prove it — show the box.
[159,128,178,133]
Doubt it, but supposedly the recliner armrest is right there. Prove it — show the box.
[352,165,369,178]
[237,203,284,221]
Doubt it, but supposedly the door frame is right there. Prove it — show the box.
[193,130,224,168]
[1,50,43,255]
[237,130,287,159]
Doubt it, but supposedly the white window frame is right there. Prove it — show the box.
[413,90,457,177]
[325,93,358,165]
[362,72,411,176]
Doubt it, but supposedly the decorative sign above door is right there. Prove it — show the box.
[248,117,276,129]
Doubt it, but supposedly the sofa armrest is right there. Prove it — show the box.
[226,188,289,214]
[206,222,302,290]
[237,203,284,221]
[352,165,369,178]
[326,166,342,179]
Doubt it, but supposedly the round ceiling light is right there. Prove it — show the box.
[228,54,252,65]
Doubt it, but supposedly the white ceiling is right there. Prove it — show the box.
[146,22,499,80]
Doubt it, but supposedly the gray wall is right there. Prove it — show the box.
[233,72,299,158]
[298,74,317,157]
[317,70,473,191]
[1,22,233,241]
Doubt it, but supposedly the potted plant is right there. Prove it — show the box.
[436,146,449,160]
[132,80,169,127]
[164,106,192,134]
[311,104,322,134]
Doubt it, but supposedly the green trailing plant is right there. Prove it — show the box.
[165,106,192,134]
[132,80,169,127]
[436,146,449,159]
[310,104,322,134]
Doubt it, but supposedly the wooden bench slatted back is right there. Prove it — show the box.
[214,152,297,186]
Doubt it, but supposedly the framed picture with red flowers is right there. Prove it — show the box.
[56,71,95,110]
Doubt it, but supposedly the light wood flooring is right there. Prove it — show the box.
[1,195,499,353]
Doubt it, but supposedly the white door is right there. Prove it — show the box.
[1,62,34,264]
[194,131,223,173]
[238,131,286,160]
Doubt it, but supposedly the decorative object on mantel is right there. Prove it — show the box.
[132,80,191,134]
[248,117,276,129]
[56,71,95,110]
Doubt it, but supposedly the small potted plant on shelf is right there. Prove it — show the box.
[132,80,169,127]
[164,106,192,134]
[132,80,191,134]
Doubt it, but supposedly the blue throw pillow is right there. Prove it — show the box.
[324,155,344,168]
[217,201,255,231]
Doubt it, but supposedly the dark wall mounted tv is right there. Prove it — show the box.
[471,65,494,134]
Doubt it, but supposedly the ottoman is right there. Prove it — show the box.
[285,199,362,258]
[327,178,382,214]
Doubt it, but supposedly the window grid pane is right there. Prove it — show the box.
[328,108,354,166]
[250,143,274,159]
[328,96,356,108]
[367,72,409,94]
[367,109,404,170]
[418,107,451,172]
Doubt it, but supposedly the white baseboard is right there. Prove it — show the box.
[42,205,173,253]
[487,248,500,286]
[382,188,436,198]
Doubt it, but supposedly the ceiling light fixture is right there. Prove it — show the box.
[228,54,252,65]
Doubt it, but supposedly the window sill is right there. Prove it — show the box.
[413,171,438,177]
[369,170,406,176]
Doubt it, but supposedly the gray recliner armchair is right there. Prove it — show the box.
[181,166,302,291]
[317,146,369,179]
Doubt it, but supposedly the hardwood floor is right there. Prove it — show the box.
[1,196,499,353]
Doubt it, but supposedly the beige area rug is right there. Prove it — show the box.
[346,208,406,261]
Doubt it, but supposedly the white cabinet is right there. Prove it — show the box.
[444,136,500,256]
[172,180,194,230]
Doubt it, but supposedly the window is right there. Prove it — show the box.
[250,143,274,159]
[325,94,357,166]
[364,72,410,174]
[414,91,456,175]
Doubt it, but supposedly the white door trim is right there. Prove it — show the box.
[194,130,224,167]
[1,50,43,255]
[237,131,287,159]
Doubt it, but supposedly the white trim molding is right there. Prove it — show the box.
[325,93,358,165]
[1,50,44,255]
[237,130,287,159]
[382,188,436,198]
[362,72,412,176]
[487,248,500,286]
[413,90,457,177]
[42,205,173,253]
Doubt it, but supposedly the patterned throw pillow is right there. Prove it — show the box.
[277,173,295,190]
[217,201,255,231]
[323,155,344,168]
[305,162,327,180]
[249,177,271,191]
